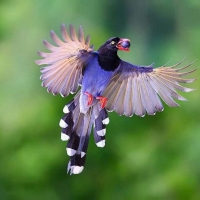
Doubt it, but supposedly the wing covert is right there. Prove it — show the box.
[36,24,94,97]
[103,59,196,117]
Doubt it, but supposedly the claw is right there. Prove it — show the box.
[96,96,107,109]
[84,92,93,106]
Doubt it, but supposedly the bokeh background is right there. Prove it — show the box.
[0,0,200,199]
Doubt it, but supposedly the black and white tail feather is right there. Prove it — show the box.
[59,91,109,175]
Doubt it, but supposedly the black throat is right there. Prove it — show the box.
[97,49,121,71]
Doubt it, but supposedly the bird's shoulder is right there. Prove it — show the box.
[117,60,154,74]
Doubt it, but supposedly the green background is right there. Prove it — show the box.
[0,0,200,199]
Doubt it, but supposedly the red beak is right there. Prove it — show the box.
[116,38,130,52]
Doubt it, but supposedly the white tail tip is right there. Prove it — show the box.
[66,148,76,156]
[96,140,105,148]
[63,105,70,113]
[97,129,106,136]
[59,119,68,128]
[61,132,69,141]
[102,118,109,125]
[71,166,84,174]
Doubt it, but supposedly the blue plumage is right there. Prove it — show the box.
[82,53,115,97]
[36,24,196,175]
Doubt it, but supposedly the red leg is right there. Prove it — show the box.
[84,92,93,106]
[96,96,108,109]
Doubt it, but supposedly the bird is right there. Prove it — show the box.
[36,24,196,175]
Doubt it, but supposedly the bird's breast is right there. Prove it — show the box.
[82,56,114,97]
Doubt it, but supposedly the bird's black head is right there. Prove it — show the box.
[97,37,131,71]
[98,37,130,54]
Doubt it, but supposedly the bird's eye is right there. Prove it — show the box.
[111,41,115,45]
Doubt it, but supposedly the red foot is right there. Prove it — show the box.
[84,92,93,106]
[96,96,107,109]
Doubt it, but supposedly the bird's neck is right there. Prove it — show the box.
[97,50,120,71]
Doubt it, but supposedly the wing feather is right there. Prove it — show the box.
[123,78,133,116]
[61,24,71,43]
[113,79,127,115]
[71,68,82,94]
[42,59,74,88]
[78,26,85,44]
[147,75,180,107]
[142,73,164,112]
[131,77,136,115]
[155,74,194,92]
[106,76,121,111]
[43,40,57,51]
[36,24,93,97]
[69,24,78,42]
[104,60,196,116]
[64,66,77,96]
[60,63,79,96]
[151,74,187,101]
[85,35,90,46]
[135,74,146,117]
[132,76,141,116]
[140,74,156,115]
[48,65,74,95]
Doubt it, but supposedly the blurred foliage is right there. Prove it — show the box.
[0,0,200,199]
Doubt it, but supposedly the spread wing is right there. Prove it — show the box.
[36,24,94,97]
[103,58,196,117]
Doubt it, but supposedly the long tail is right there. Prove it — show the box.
[59,91,109,175]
